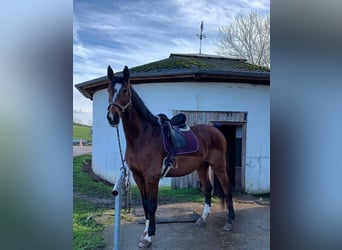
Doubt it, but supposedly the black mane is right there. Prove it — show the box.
[130,86,159,126]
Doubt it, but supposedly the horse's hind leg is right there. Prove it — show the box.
[210,155,235,231]
[221,179,235,231]
[214,166,235,231]
[196,162,212,226]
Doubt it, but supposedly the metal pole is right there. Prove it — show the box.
[196,21,206,54]
[112,170,124,250]
[112,170,124,196]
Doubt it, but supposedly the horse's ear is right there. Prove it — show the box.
[123,65,129,81]
[107,65,114,80]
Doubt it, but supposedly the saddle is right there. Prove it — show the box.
[158,113,188,128]
[157,113,199,178]
[157,113,188,149]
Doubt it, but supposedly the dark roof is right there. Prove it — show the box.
[75,53,270,100]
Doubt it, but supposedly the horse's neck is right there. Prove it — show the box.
[121,108,156,147]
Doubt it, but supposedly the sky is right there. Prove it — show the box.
[73,0,269,125]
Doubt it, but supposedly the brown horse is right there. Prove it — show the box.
[106,65,235,248]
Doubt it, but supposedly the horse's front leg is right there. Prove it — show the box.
[140,196,150,241]
[131,172,151,244]
[139,178,159,249]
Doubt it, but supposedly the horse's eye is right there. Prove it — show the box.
[123,88,128,94]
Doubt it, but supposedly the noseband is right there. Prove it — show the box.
[107,100,131,113]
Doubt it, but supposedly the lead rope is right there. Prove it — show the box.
[116,126,132,213]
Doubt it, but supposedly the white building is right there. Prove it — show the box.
[76,53,270,194]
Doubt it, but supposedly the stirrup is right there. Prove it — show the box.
[161,157,173,178]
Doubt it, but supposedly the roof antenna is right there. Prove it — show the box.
[196,21,206,54]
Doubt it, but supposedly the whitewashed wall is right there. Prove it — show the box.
[91,82,269,194]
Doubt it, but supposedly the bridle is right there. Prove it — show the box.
[107,80,132,114]
[107,100,131,113]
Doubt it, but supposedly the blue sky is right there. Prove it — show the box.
[73,0,269,125]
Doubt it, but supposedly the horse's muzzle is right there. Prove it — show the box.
[107,110,120,127]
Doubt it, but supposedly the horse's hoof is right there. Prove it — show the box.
[139,231,147,241]
[223,222,233,231]
[196,217,207,226]
[138,239,152,248]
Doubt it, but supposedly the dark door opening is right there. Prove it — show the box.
[214,123,243,192]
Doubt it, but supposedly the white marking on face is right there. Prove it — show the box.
[108,111,114,120]
[112,83,122,103]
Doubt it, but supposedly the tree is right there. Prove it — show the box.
[216,10,270,68]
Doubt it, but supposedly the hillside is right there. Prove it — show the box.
[73,123,92,142]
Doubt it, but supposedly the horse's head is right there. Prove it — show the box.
[106,65,131,127]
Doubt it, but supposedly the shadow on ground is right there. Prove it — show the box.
[103,198,270,250]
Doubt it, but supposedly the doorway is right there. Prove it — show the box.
[214,123,244,192]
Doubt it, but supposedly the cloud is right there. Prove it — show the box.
[238,0,269,10]
[73,0,270,125]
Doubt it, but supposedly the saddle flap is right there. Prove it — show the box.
[160,124,199,155]
[172,127,186,148]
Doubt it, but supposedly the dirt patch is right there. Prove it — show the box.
[103,199,270,250]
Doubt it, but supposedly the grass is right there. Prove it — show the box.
[131,56,215,72]
[73,200,108,250]
[73,154,209,249]
[73,123,92,141]
[154,186,212,204]
[73,155,112,199]
[235,61,270,72]
[73,155,111,249]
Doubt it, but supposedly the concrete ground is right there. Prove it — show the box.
[73,145,92,156]
[103,198,270,250]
